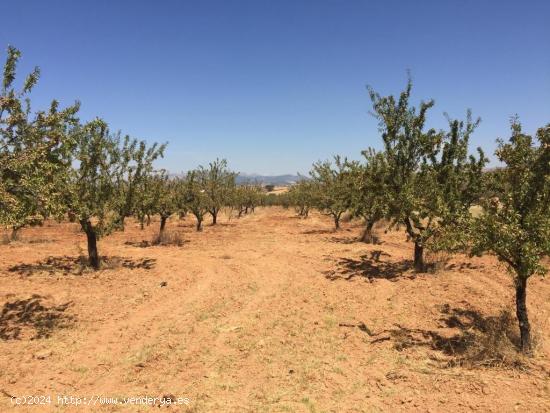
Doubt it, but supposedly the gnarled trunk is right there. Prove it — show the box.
[515,277,532,354]
[160,215,168,234]
[334,214,341,230]
[80,219,100,270]
[405,218,426,273]
[359,220,375,243]
[414,241,425,272]
[196,217,203,231]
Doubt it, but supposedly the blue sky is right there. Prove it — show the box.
[2,0,549,175]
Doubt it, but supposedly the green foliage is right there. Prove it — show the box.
[346,149,389,241]
[149,170,180,232]
[113,135,166,229]
[67,119,120,235]
[368,78,486,270]
[197,158,236,224]
[182,170,210,231]
[233,181,263,217]
[310,156,353,229]
[287,179,316,218]
[470,121,550,278]
[0,46,79,235]
[133,172,159,229]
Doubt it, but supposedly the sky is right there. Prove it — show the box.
[1,0,549,175]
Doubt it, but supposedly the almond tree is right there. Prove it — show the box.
[150,171,179,238]
[233,183,251,218]
[368,79,486,271]
[133,172,157,229]
[197,158,236,225]
[288,179,316,218]
[469,120,549,353]
[113,136,165,229]
[347,149,389,243]
[182,170,209,231]
[310,156,353,229]
[66,119,120,269]
[233,181,263,217]
[0,46,79,239]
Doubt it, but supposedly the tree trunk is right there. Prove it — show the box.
[212,211,217,225]
[140,215,145,230]
[10,226,21,241]
[515,277,532,354]
[80,220,100,270]
[414,241,425,272]
[196,218,203,231]
[359,220,375,243]
[334,215,340,230]
[146,214,151,226]
[160,215,167,233]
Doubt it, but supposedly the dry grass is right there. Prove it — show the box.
[152,230,186,246]
[442,308,528,368]
[425,250,452,273]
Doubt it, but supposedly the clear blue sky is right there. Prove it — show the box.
[2,0,549,175]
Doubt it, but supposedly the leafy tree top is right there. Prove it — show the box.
[471,120,550,278]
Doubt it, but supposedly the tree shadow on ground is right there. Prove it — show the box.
[368,304,524,368]
[0,295,74,340]
[328,236,359,244]
[445,262,484,271]
[302,229,336,235]
[329,235,383,245]
[324,250,413,281]
[125,238,188,248]
[212,222,238,227]
[7,256,156,276]
[125,240,155,248]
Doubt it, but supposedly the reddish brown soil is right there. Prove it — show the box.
[0,208,549,412]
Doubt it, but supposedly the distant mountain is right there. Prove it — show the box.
[235,174,305,186]
[168,172,306,186]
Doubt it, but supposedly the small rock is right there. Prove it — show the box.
[35,350,52,360]
[160,281,167,287]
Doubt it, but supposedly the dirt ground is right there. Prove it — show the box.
[0,207,549,412]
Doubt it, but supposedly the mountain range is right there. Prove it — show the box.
[235,174,304,186]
